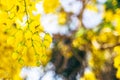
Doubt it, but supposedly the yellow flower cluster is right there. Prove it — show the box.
[72,27,120,79]
[72,5,120,79]
[104,9,120,79]
[0,0,52,79]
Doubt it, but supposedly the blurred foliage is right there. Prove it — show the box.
[50,0,120,80]
[72,0,120,80]
[1,0,120,80]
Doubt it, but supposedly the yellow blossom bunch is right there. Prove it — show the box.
[0,0,52,79]
[104,8,120,79]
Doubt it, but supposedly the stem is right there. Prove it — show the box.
[79,0,89,28]
[24,0,30,28]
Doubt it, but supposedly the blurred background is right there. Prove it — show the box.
[1,0,120,80]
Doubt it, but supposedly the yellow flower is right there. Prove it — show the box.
[114,46,120,55]
[12,69,22,80]
[104,10,113,22]
[43,0,60,13]
[0,0,16,10]
[24,30,32,40]
[58,12,67,25]
[7,36,15,46]
[116,67,120,79]
[86,4,98,12]
[32,33,42,42]
[12,52,19,60]
[43,33,52,48]
[40,55,49,66]
[15,30,24,41]
[83,71,96,80]
[114,56,120,68]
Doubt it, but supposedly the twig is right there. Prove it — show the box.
[24,0,30,28]
[79,0,89,28]
[100,43,120,50]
